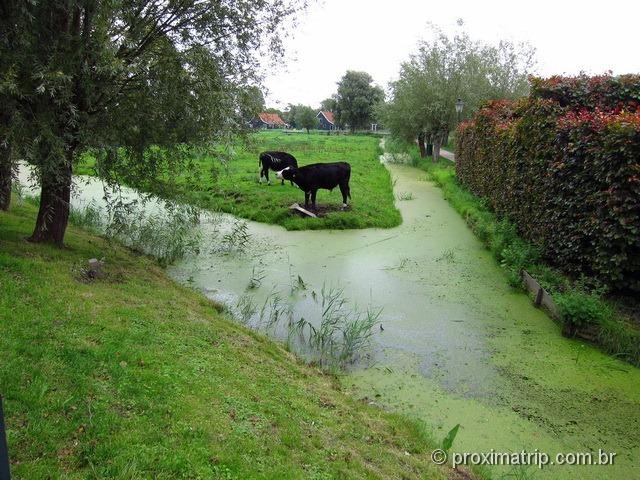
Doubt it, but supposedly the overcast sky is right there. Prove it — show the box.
[262,0,640,109]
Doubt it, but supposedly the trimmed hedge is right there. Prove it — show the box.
[456,75,640,292]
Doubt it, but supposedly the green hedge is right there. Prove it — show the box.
[456,75,640,292]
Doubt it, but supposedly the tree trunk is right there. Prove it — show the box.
[0,142,10,211]
[0,107,12,211]
[425,133,433,156]
[27,154,73,246]
[433,135,442,162]
[417,132,426,158]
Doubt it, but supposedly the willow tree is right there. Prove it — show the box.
[0,1,29,210]
[7,0,303,245]
[380,25,534,160]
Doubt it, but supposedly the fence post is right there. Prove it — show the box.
[0,396,10,480]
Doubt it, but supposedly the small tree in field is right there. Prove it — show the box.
[283,104,300,129]
[380,25,534,160]
[295,106,319,133]
[4,0,304,245]
[335,71,384,132]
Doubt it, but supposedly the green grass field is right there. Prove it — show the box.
[0,200,460,479]
[76,131,402,231]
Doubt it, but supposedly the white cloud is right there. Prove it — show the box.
[263,0,640,108]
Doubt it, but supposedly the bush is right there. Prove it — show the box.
[456,74,640,292]
[530,74,640,111]
[555,290,612,330]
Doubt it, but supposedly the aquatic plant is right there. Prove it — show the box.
[397,191,415,201]
[231,283,381,370]
[441,423,460,452]
[235,294,257,325]
[247,265,266,290]
[65,198,202,267]
[435,249,456,263]
[221,219,250,253]
[110,206,202,267]
[69,201,103,232]
[293,284,381,368]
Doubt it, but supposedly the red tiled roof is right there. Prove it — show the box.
[258,112,285,125]
[319,111,335,124]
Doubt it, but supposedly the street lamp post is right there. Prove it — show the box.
[455,98,464,125]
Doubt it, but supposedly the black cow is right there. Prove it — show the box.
[276,162,351,210]
[259,151,298,185]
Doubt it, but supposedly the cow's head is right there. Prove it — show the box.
[276,166,297,181]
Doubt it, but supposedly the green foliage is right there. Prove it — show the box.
[319,97,338,113]
[335,71,384,131]
[555,290,613,328]
[68,200,202,267]
[68,201,103,233]
[530,74,640,110]
[441,424,460,452]
[282,103,301,128]
[294,105,319,133]
[380,24,534,154]
[6,0,304,243]
[0,203,449,478]
[457,74,640,292]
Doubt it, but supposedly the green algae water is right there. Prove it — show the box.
[18,159,640,479]
[168,162,639,480]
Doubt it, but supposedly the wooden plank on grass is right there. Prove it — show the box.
[521,270,560,320]
[289,203,317,218]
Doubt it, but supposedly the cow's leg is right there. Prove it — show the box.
[265,168,271,185]
[281,177,285,186]
[304,191,310,208]
[339,182,349,207]
[259,166,264,183]
[311,190,317,210]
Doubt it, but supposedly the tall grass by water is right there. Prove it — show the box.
[235,280,381,370]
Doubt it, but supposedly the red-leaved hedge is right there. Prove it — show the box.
[456,75,640,292]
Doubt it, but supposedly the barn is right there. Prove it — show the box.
[251,112,287,129]
[316,111,336,130]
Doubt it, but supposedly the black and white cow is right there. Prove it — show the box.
[276,162,351,210]
[259,151,298,185]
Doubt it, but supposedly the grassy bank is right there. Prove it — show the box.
[0,200,459,479]
[76,131,401,231]
[386,139,640,367]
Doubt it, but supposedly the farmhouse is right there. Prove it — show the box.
[251,112,287,129]
[317,111,336,130]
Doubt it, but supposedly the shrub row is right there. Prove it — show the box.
[456,75,640,292]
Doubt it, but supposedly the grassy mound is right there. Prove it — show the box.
[76,131,402,231]
[0,201,452,479]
